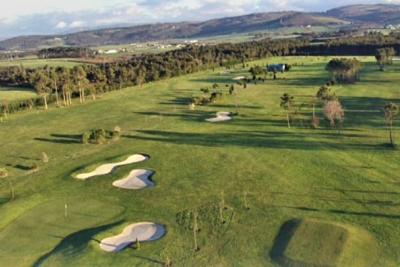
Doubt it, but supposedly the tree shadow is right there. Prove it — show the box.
[14,164,34,171]
[317,187,400,195]
[34,134,82,144]
[124,129,388,151]
[279,205,400,220]
[33,220,123,267]
[132,110,213,123]
[269,219,301,266]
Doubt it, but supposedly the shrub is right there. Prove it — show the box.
[326,58,362,84]
[41,152,49,163]
[111,126,122,141]
[82,131,91,144]
[0,168,8,178]
[29,163,39,172]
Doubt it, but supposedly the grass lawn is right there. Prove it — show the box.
[0,85,37,101]
[0,56,399,266]
[0,58,82,68]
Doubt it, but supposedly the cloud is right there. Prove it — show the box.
[69,20,86,28]
[55,21,67,29]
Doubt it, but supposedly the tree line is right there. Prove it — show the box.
[1,33,399,114]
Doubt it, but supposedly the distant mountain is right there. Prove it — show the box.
[327,4,400,25]
[0,4,399,51]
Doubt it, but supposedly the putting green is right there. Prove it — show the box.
[271,219,379,267]
[0,198,124,266]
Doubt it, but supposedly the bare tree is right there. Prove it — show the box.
[323,100,344,128]
[280,93,294,128]
[384,103,399,147]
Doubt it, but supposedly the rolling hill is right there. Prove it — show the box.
[0,4,399,51]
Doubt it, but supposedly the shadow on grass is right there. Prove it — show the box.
[33,220,123,267]
[269,219,301,266]
[34,134,82,144]
[124,130,388,151]
[280,205,400,220]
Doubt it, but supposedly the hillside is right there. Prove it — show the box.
[327,4,400,25]
[0,12,348,50]
[1,4,400,51]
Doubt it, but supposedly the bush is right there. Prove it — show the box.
[111,126,122,141]
[0,168,8,178]
[82,132,91,144]
[82,128,121,145]
[41,152,49,163]
[29,163,39,172]
[326,58,362,84]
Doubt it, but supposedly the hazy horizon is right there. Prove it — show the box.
[0,0,399,39]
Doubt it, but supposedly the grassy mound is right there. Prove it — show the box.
[0,198,124,266]
[271,219,379,267]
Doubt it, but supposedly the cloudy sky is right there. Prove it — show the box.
[0,0,399,39]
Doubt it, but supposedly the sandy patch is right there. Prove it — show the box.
[233,76,245,81]
[112,169,154,189]
[76,154,148,180]
[100,222,165,252]
[206,112,232,122]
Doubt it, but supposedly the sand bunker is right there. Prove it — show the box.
[75,154,148,180]
[100,222,165,252]
[206,112,232,122]
[112,169,154,189]
[233,76,245,81]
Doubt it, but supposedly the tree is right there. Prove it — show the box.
[249,65,264,80]
[57,67,71,106]
[384,103,399,147]
[326,58,361,84]
[280,93,294,128]
[32,72,51,110]
[316,85,336,102]
[72,66,88,104]
[323,100,344,128]
[49,68,60,106]
[375,47,396,71]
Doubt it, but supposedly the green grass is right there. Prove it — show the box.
[0,85,37,101]
[271,219,378,267]
[0,56,399,266]
[0,58,81,68]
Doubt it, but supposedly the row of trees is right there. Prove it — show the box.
[1,33,399,114]
[0,38,310,113]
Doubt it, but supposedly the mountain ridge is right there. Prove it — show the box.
[1,4,399,51]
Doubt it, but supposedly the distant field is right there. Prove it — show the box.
[0,58,82,68]
[0,85,37,101]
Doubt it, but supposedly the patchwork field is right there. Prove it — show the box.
[0,56,399,266]
[0,57,82,68]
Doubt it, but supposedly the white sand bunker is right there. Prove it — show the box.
[112,169,154,189]
[233,76,245,81]
[76,154,148,180]
[206,112,232,122]
[100,222,165,252]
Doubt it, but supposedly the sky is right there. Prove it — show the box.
[0,0,399,39]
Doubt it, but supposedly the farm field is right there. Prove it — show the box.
[0,57,82,68]
[0,56,400,266]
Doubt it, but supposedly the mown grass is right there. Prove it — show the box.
[271,219,379,267]
[0,56,399,266]
[0,85,37,101]
[0,58,81,68]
